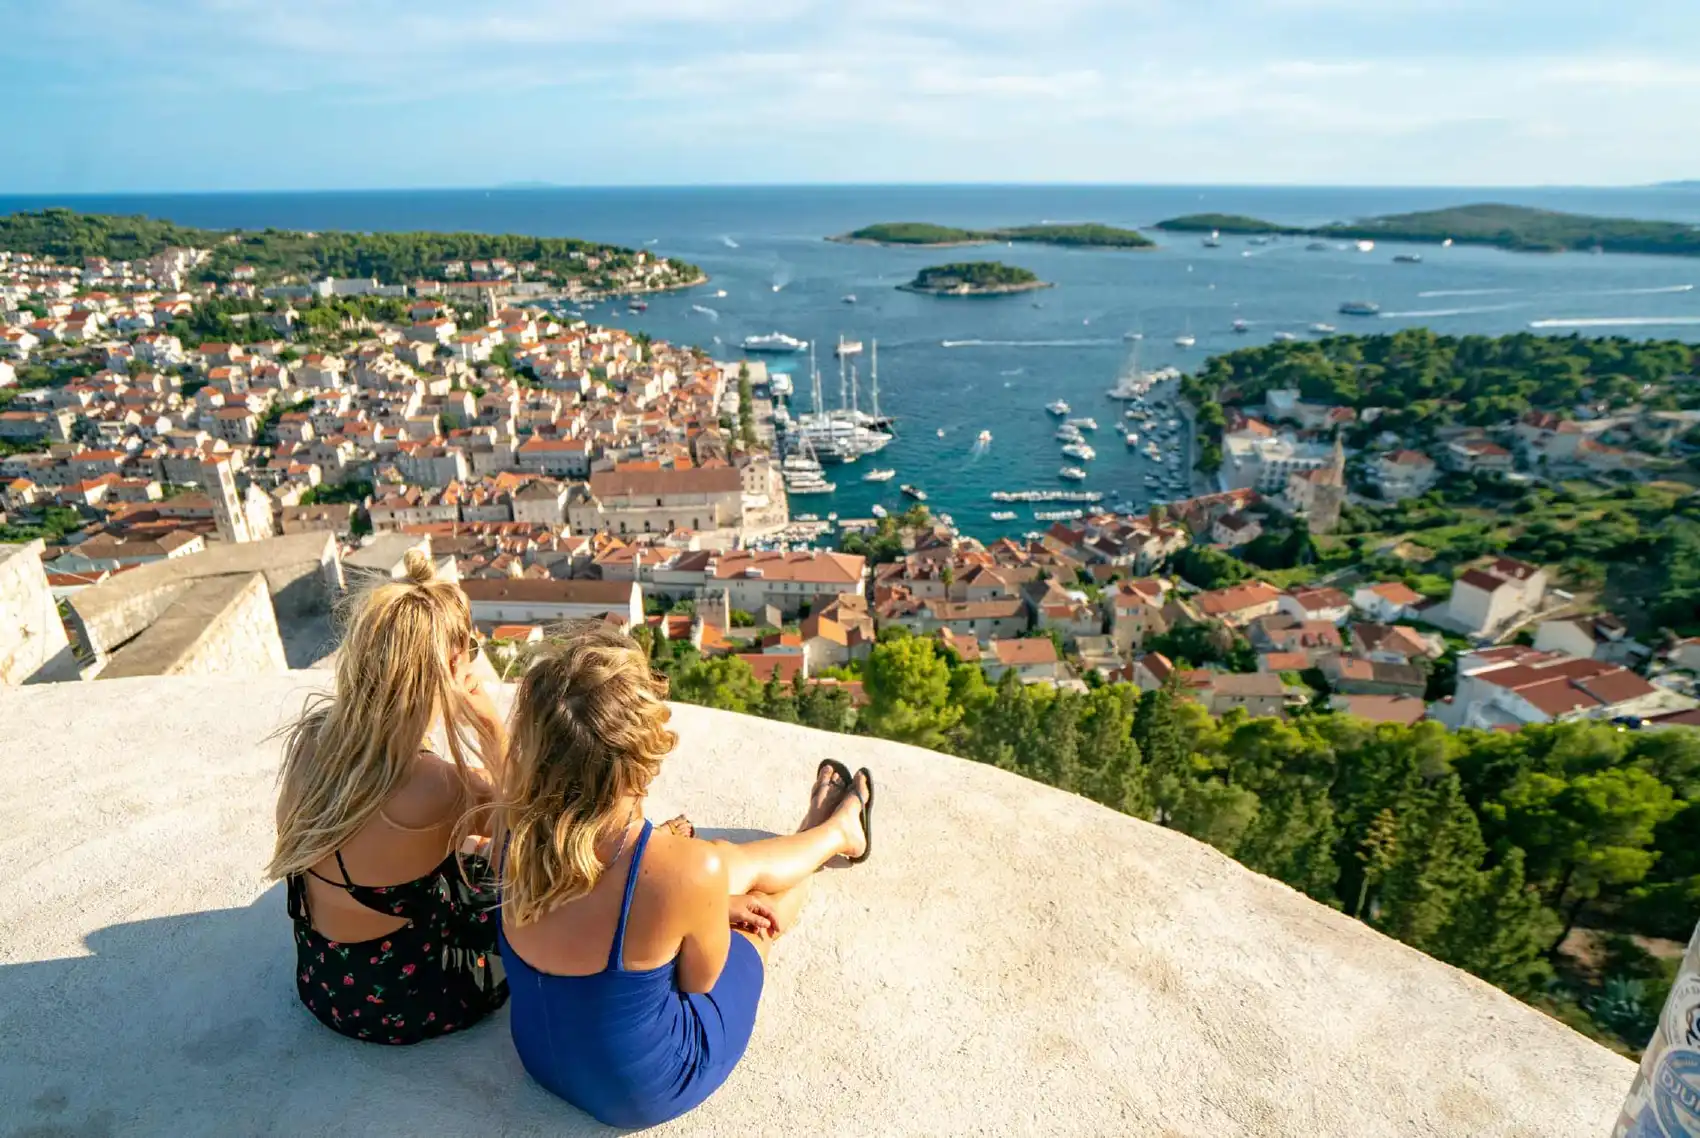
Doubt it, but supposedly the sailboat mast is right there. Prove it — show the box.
[850,361,861,417]
[870,339,881,420]
[837,337,848,412]
[809,341,821,417]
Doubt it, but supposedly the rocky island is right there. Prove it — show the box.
[898,261,1051,296]
[1156,202,1700,257]
[834,221,1153,249]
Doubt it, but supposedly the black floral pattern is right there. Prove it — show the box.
[286,852,507,1045]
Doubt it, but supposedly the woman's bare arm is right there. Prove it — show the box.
[673,841,733,994]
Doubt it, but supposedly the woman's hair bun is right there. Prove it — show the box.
[401,547,436,586]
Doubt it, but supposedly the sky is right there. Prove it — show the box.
[3,0,1698,192]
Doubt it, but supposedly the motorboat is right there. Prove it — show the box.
[842,294,858,304]
[1356,240,1376,252]
[1393,253,1423,264]
[862,468,896,482]
[1058,467,1088,482]
[627,299,648,311]
[900,484,928,502]
[1272,331,1298,342]
[1175,334,1196,349]
[1309,323,1337,335]
[1233,318,1249,334]
[1046,400,1071,416]
[1125,431,1139,447]
[744,331,809,353]
[871,504,888,518]
[835,338,864,357]
[1061,443,1096,461]
[1056,425,1084,442]
[977,429,993,445]
[1305,242,1330,252]
[990,510,1017,521]
[1065,417,1098,432]
[1339,300,1381,317]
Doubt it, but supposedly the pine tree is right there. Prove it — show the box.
[1376,775,1487,953]
[1134,673,1189,825]
[1355,807,1399,919]
[1432,847,1558,998]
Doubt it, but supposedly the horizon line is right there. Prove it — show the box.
[1,178,1696,199]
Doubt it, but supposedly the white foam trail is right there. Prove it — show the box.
[1529,316,1700,329]
[1417,288,1519,298]
[999,367,1026,376]
[689,304,719,321]
[941,338,1120,348]
[1571,284,1694,296]
[721,235,739,249]
[1378,303,1525,318]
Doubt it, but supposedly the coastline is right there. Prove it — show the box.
[897,280,1053,297]
[827,234,996,249]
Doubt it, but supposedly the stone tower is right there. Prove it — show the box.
[203,457,254,544]
[1307,434,1347,536]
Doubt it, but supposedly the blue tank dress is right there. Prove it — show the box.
[499,820,767,1128]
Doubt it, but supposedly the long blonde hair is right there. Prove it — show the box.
[268,549,496,880]
[489,621,677,927]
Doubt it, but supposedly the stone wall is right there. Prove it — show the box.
[99,573,286,680]
[0,541,79,685]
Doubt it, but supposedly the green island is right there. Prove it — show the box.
[833,221,1154,249]
[899,261,1050,296]
[1156,202,1700,257]
[0,208,704,293]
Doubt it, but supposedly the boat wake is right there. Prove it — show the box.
[1529,316,1700,329]
[1417,288,1519,298]
[1377,303,1525,319]
[721,235,739,249]
[942,338,1120,349]
[999,367,1026,376]
[1568,284,1694,296]
[689,304,719,321]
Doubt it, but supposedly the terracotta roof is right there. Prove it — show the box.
[1197,581,1281,616]
[1335,694,1427,726]
[1366,582,1424,607]
[591,466,741,497]
[737,654,805,683]
[457,579,634,606]
[990,638,1059,666]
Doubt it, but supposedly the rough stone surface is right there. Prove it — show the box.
[0,540,78,684]
[100,572,287,679]
[0,673,1635,1137]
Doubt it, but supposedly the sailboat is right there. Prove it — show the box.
[1175,317,1196,349]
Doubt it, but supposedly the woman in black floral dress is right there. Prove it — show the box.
[270,551,509,1044]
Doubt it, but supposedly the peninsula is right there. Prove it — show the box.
[898,261,1051,296]
[833,221,1154,249]
[0,208,705,295]
[1155,202,1700,257]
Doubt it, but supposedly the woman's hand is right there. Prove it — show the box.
[729,893,779,937]
[461,675,503,734]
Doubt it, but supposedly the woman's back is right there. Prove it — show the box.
[499,820,766,1129]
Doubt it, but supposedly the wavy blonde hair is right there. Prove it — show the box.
[268,550,497,880]
[490,621,677,927]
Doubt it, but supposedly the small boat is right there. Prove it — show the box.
[1046,400,1071,416]
[842,294,857,304]
[1202,230,1222,248]
[871,504,888,518]
[862,468,896,482]
[835,339,864,357]
[1305,241,1330,252]
[1248,236,1271,246]
[787,479,837,495]
[1058,466,1088,482]
[744,331,809,353]
[1272,331,1298,342]
[1123,331,1144,341]
[990,510,1017,522]
[1393,253,1423,264]
[1309,322,1337,334]
[1355,240,1376,253]
[1056,425,1084,441]
[1442,238,1454,248]
[1066,417,1098,432]
[1232,318,1249,334]
[1339,300,1381,317]
[977,429,993,445]
[936,428,946,438]
[1125,431,1139,447]
[714,289,728,298]
[1175,334,1196,348]
[900,484,929,502]
[1062,443,1096,461]
[627,299,648,311]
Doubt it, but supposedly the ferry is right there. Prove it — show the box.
[1035,508,1085,522]
[1065,417,1098,432]
[743,331,809,353]
[1339,300,1381,317]
[990,510,1018,521]
[862,468,896,482]
[1046,400,1071,416]
[900,484,929,502]
[1058,466,1088,482]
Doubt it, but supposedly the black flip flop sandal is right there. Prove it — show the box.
[817,758,853,788]
[848,768,874,866]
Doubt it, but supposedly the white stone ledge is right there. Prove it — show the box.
[0,673,1634,1137]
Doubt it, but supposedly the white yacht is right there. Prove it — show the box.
[786,477,837,495]
[1046,400,1071,416]
[1058,466,1088,482]
[1272,331,1298,342]
[1056,425,1084,442]
[1309,323,1337,335]
[1125,431,1139,447]
[900,484,928,502]
[835,338,864,357]
[1061,443,1096,461]
[871,503,888,518]
[862,468,896,482]
[1175,319,1196,349]
[990,510,1017,521]
[842,294,858,304]
[744,332,808,353]
[1355,240,1376,253]
[769,372,794,398]
[1065,417,1098,432]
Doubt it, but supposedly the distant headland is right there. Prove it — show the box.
[897,261,1051,296]
[1155,202,1700,257]
[832,221,1154,249]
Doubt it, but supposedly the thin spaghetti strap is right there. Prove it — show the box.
[606,820,654,973]
[333,850,357,888]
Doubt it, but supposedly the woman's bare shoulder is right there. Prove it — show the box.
[381,752,465,830]
[640,830,725,892]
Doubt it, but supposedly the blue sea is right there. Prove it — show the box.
[6,184,1700,540]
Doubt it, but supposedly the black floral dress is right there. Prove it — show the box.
[286,850,508,1045]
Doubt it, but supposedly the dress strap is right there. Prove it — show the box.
[333,850,357,887]
[607,820,654,973]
